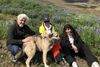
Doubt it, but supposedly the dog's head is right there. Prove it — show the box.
[45,32,60,51]
[48,32,59,40]
[47,32,60,45]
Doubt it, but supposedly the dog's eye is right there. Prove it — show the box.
[49,33,53,38]
[56,35,59,37]
[56,35,58,37]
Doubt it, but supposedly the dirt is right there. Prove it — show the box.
[0,40,100,67]
[0,0,100,66]
[39,0,100,16]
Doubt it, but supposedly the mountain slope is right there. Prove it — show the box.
[40,0,100,16]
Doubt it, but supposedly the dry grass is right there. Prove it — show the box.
[40,0,100,16]
[0,40,100,67]
[0,13,16,21]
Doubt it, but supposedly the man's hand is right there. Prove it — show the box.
[22,36,33,43]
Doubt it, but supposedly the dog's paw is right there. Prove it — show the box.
[45,65,49,67]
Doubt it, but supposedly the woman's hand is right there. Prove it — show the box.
[71,44,78,53]
[22,36,33,43]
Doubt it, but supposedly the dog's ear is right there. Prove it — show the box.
[52,32,59,37]
[48,33,53,38]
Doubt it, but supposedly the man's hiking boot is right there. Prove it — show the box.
[11,49,23,63]
[11,56,17,63]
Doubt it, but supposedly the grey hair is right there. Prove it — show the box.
[17,14,29,22]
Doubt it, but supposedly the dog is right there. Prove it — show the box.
[23,32,60,67]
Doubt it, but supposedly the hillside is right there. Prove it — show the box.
[40,0,100,16]
[0,0,100,67]
[0,40,100,67]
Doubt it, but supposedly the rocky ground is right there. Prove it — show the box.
[0,40,99,67]
[39,0,100,16]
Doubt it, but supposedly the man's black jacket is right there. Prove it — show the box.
[7,22,35,47]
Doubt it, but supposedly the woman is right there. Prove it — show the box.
[7,14,35,62]
[39,15,65,66]
[60,24,100,67]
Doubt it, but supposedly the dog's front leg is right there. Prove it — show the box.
[24,41,36,67]
[26,56,33,67]
[43,50,49,67]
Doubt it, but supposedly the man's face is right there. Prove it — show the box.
[43,21,50,28]
[17,17,26,27]
[44,21,49,23]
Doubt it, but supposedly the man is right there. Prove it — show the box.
[39,15,65,66]
[7,14,35,62]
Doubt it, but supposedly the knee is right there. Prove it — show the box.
[13,46,20,52]
[7,45,20,55]
[65,55,75,65]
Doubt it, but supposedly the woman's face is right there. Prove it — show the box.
[17,17,26,27]
[65,28,72,34]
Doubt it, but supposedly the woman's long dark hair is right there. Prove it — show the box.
[62,24,81,41]
[63,24,75,33]
[60,24,84,49]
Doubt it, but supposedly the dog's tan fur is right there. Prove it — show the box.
[23,32,59,67]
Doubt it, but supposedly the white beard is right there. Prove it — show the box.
[45,25,52,35]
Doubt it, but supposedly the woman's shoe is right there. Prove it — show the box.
[72,61,79,67]
[91,61,100,67]
[58,61,65,66]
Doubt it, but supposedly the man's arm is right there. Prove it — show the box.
[25,25,36,36]
[7,25,23,45]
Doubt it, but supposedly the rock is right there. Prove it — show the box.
[0,42,2,48]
